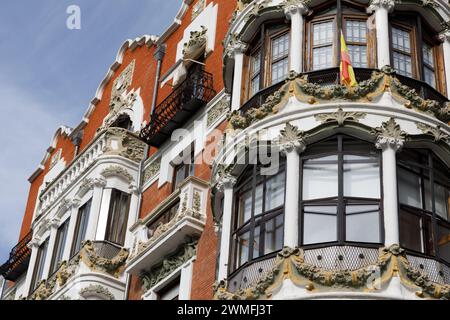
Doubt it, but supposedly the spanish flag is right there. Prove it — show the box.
[340,31,358,87]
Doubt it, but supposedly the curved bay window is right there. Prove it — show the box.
[231,160,286,271]
[306,1,376,71]
[397,149,450,263]
[244,21,290,99]
[300,135,382,246]
[390,14,445,90]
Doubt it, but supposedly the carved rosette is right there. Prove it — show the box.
[214,244,450,300]
[373,118,407,151]
[277,123,306,154]
[140,239,198,291]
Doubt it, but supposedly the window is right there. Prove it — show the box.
[390,16,443,89]
[397,149,450,263]
[30,239,49,291]
[50,219,70,274]
[105,189,131,246]
[231,161,286,272]
[172,150,195,191]
[307,3,372,71]
[301,135,382,246]
[245,22,290,99]
[157,277,180,300]
[111,114,133,131]
[71,200,91,257]
[147,201,180,239]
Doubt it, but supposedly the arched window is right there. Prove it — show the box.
[389,13,445,90]
[397,149,450,263]
[231,160,286,271]
[244,21,290,100]
[111,114,133,131]
[300,135,382,246]
[306,1,376,71]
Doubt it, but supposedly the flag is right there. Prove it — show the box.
[340,31,358,87]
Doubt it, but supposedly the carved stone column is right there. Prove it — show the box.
[367,0,395,68]
[62,199,81,261]
[228,39,248,111]
[374,118,406,247]
[217,173,237,281]
[278,123,306,248]
[439,30,450,97]
[85,178,107,241]
[284,0,310,74]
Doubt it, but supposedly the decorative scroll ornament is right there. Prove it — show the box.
[79,284,115,300]
[373,118,407,151]
[183,26,208,58]
[416,123,449,142]
[110,60,135,112]
[100,165,134,183]
[246,0,271,22]
[277,123,306,153]
[214,245,450,300]
[141,239,198,291]
[79,241,129,278]
[315,108,367,126]
[367,0,396,13]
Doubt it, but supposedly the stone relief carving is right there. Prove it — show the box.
[29,279,56,301]
[373,118,407,151]
[214,245,450,300]
[103,127,146,162]
[183,26,208,58]
[79,284,115,300]
[416,123,449,142]
[143,158,161,184]
[110,60,135,112]
[100,165,134,183]
[140,238,198,291]
[79,241,129,278]
[367,0,396,13]
[315,108,367,126]
[207,95,230,127]
[277,122,306,153]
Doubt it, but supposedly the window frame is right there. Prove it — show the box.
[299,135,384,248]
[147,200,180,239]
[70,199,92,257]
[230,160,286,273]
[30,238,49,292]
[49,219,70,275]
[172,149,195,192]
[105,189,131,246]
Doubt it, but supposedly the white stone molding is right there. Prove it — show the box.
[100,166,134,184]
[367,0,396,14]
[439,29,450,97]
[228,37,248,111]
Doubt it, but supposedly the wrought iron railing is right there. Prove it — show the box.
[240,67,449,114]
[140,70,216,147]
[0,231,32,281]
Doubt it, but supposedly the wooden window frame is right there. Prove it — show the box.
[308,15,337,71]
[390,22,418,78]
[147,200,180,239]
[172,149,195,192]
[343,17,369,68]
[105,189,131,246]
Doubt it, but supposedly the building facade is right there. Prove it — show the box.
[1,0,450,300]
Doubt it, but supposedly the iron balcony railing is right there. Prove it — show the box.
[0,231,32,281]
[240,67,449,114]
[140,70,216,147]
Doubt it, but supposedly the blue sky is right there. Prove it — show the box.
[0,0,179,262]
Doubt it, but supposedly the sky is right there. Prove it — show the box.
[0,0,179,263]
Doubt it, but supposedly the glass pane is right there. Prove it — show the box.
[250,75,260,96]
[348,45,367,68]
[271,58,289,84]
[392,27,411,53]
[398,167,422,208]
[236,231,250,267]
[312,46,334,70]
[343,156,380,198]
[346,205,380,243]
[303,157,338,200]
[254,184,263,216]
[253,225,261,259]
[399,210,423,253]
[251,50,261,75]
[435,184,449,220]
[438,225,450,263]
[346,20,367,43]
[313,21,334,46]
[51,220,69,273]
[393,52,412,77]
[424,67,436,88]
[303,206,337,244]
[264,215,284,255]
[271,33,289,60]
[422,43,434,67]
[238,190,252,226]
[265,171,285,211]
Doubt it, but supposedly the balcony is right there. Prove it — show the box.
[140,70,216,147]
[0,231,32,281]
[240,67,449,117]
[126,177,209,277]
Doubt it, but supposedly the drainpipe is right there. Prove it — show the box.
[125,44,165,300]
